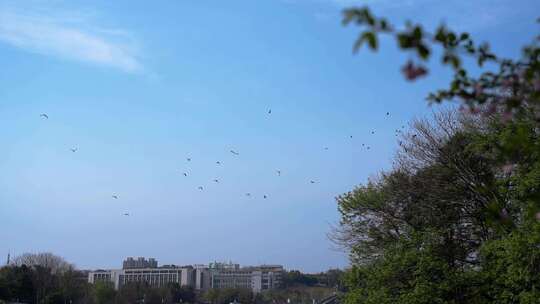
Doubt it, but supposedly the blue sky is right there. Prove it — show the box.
[0,0,538,272]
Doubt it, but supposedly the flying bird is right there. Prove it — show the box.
[263,195,268,199]
[268,109,272,114]
[324,147,329,150]
[40,114,48,119]
[213,179,219,183]
[70,148,77,153]
[183,172,188,177]
[386,112,390,116]
[112,195,118,199]
[276,170,281,176]
[123,213,130,216]
[310,180,316,184]
[187,158,191,162]
[371,131,375,134]
[349,135,353,139]
[230,150,239,155]
[216,161,221,165]
[245,193,251,197]
[198,186,204,191]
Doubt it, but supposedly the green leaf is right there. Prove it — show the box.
[353,31,378,52]
[417,44,430,60]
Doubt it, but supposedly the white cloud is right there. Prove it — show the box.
[0,6,142,73]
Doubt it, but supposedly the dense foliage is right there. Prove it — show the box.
[333,8,540,304]
[283,269,344,289]
[334,109,540,303]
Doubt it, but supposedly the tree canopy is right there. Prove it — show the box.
[335,9,540,303]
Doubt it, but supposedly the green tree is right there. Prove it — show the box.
[93,281,116,304]
[0,265,35,303]
[334,109,540,303]
[335,7,540,302]
[203,288,253,304]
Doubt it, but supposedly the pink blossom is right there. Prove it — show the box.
[502,110,513,123]
[474,83,483,97]
[501,78,513,89]
[459,105,481,115]
[501,163,514,175]
[482,103,497,117]
[533,77,540,91]
[469,107,480,115]
[500,208,509,220]
[401,61,427,81]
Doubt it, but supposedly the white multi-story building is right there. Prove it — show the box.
[88,258,194,290]
[88,259,283,293]
[198,263,283,293]
[88,267,194,290]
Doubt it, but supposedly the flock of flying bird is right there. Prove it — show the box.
[39,110,398,217]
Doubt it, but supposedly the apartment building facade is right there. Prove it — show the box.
[88,258,283,293]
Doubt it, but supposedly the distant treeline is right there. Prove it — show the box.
[0,252,342,304]
[282,269,344,289]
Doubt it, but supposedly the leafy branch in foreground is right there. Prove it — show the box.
[343,8,540,119]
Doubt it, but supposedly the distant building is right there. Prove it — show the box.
[205,262,284,293]
[88,259,283,293]
[88,270,118,287]
[123,257,158,269]
[88,266,194,290]
[194,264,212,291]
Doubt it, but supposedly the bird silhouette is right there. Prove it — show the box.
[246,193,251,197]
[350,135,353,139]
[187,158,191,162]
[183,172,188,177]
[324,147,329,150]
[230,150,239,155]
[198,186,204,191]
[263,195,268,199]
[268,109,272,114]
[276,170,281,176]
[70,148,77,153]
[123,213,130,216]
[310,180,316,184]
[213,179,219,183]
[386,112,390,116]
[112,195,118,199]
[412,134,417,138]
[216,161,221,165]
[371,131,375,134]
[40,114,48,119]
